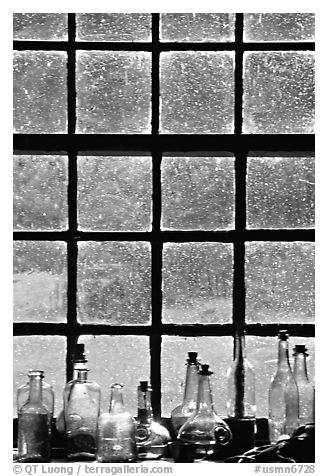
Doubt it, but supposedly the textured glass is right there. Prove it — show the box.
[14,155,68,231]
[244,14,315,42]
[246,337,315,417]
[160,13,235,42]
[162,156,235,230]
[243,51,314,134]
[13,13,68,40]
[160,52,234,134]
[13,336,66,417]
[14,241,67,322]
[245,242,314,323]
[247,157,315,229]
[162,336,233,417]
[78,242,151,324]
[78,156,152,231]
[79,335,150,416]
[163,243,233,324]
[76,13,151,42]
[76,51,151,134]
[14,51,67,133]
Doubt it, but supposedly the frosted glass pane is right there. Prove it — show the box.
[14,51,67,133]
[13,13,68,40]
[78,156,152,231]
[160,14,235,42]
[243,52,314,134]
[14,155,68,231]
[76,13,151,42]
[163,243,233,324]
[14,241,67,322]
[79,335,150,416]
[244,14,315,42]
[247,157,315,229]
[78,242,151,324]
[13,336,66,417]
[160,52,234,134]
[162,336,233,417]
[76,51,151,134]
[162,156,235,230]
[246,337,315,417]
[245,242,314,323]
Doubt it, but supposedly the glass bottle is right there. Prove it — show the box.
[178,364,232,457]
[136,381,171,459]
[268,331,299,443]
[17,370,53,462]
[96,383,137,463]
[293,345,315,425]
[17,369,54,419]
[63,343,101,460]
[227,330,256,418]
[171,351,200,434]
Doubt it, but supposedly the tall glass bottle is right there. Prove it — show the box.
[268,331,299,443]
[293,345,315,425]
[17,370,53,462]
[171,351,200,434]
[63,344,101,460]
[227,330,256,419]
[136,381,171,459]
[96,383,137,463]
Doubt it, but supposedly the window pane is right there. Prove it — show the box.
[13,336,66,417]
[244,13,315,42]
[14,155,68,231]
[78,242,151,324]
[162,156,235,230]
[14,241,67,322]
[246,336,315,417]
[76,13,151,42]
[245,242,314,324]
[162,336,233,417]
[78,156,152,231]
[14,51,67,134]
[160,52,234,134]
[78,335,150,416]
[247,157,315,229]
[163,243,233,324]
[76,51,151,134]
[243,51,314,134]
[160,13,235,42]
[13,13,68,40]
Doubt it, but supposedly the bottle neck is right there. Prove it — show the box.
[137,389,153,423]
[196,374,214,412]
[28,375,43,404]
[293,353,309,381]
[72,361,89,381]
[277,339,292,371]
[109,385,125,412]
[183,363,199,403]
[234,333,246,362]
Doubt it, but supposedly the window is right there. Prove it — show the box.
[13,13,314,421]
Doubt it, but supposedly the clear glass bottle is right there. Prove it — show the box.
[17,369,54,419]
[227,330,256,418]
[96,383,137,463]
[63,344,101,460]
[136,381,171,459]
[17,370,53,462]
[171,351,200,434]
[178,364,232,457]
[293,345,315,425]
[268,331,299,443]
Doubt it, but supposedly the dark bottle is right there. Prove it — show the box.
[136,381,171,459]
[96,383,137,463]
[17,370,53,462]
[268,331,299,443]
[63,344,101,460]
[170,352,200,434]
[293,345,315,425]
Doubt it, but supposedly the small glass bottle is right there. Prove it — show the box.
[96,383,137,463]
[63,344,101,460]
[293,345,315,425]
[268,331,299,443]
[171,351,200,434]
[17,370,53,462]
[136,381,171,459]
[17,369,54,419]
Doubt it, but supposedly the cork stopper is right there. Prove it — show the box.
[278,330,289,341]
[198,363,213,376]
[140,381,149,392]
[72,343,87,362]
[293,345,308,356]
[187,352,198,364]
